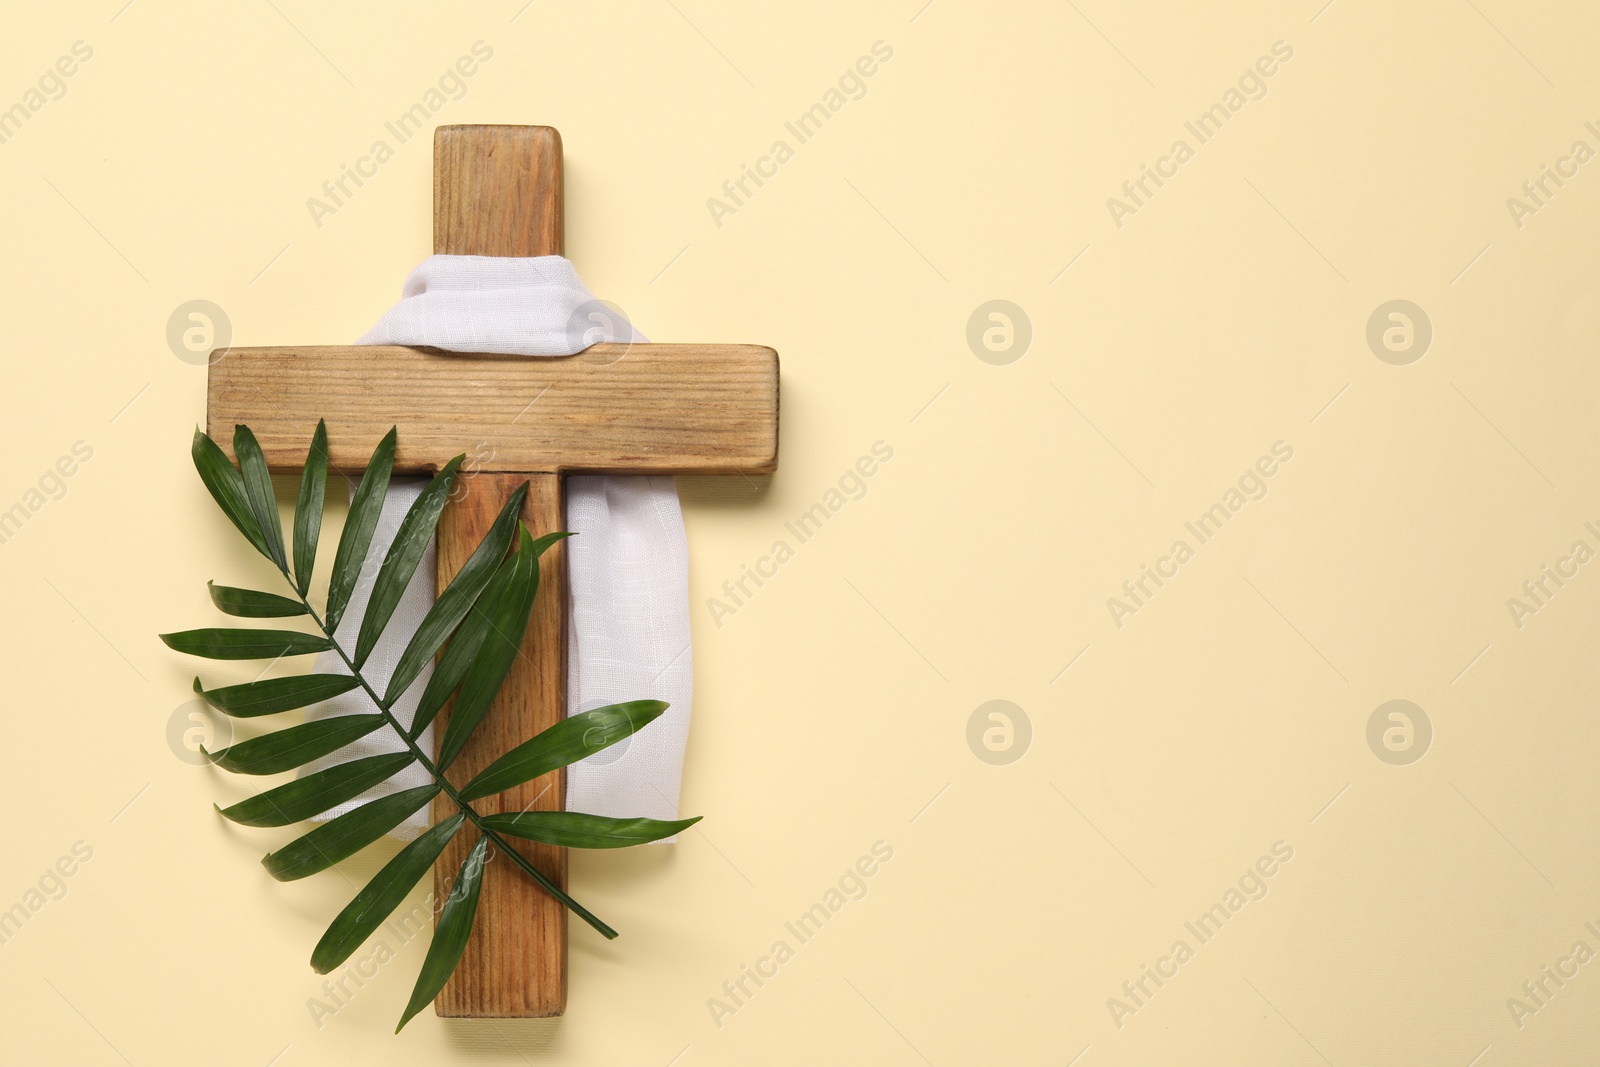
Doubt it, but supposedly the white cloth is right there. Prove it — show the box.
[302,255,692,838]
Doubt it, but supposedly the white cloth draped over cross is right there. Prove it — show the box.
[300,254,693,838]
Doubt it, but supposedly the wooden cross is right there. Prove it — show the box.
[208,125,779,1017]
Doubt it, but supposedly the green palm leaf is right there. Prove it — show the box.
[207,581,307,618]
[204,714,385,775]
[397,836,488,1032]
[168,420,698,1025]
[311,813,464,974]
[325,427,397,632]
[293,420,328,596]
[160,628,331,660]
[216,752,414,827]
[383,482,529,705]
[193,674,359,717]
[479,811,700,848]
[437,527,543,770]
[460,700,667,802]
[354,455,464,667]
[190,428,271,560]
[408,529,569,740]
[262,785,438,881]
[407,570,501,739]
[233,424,287,571]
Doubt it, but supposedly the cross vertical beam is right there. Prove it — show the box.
[430,125,568,1018]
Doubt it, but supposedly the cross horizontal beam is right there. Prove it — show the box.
[207,342,779,475]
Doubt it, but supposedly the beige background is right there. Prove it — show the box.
[1,0,1596,1062]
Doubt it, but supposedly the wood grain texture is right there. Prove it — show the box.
[206,343,779,476]
[434,125,563,256]
[432,473,567,1017]
[431,124,566,1019]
